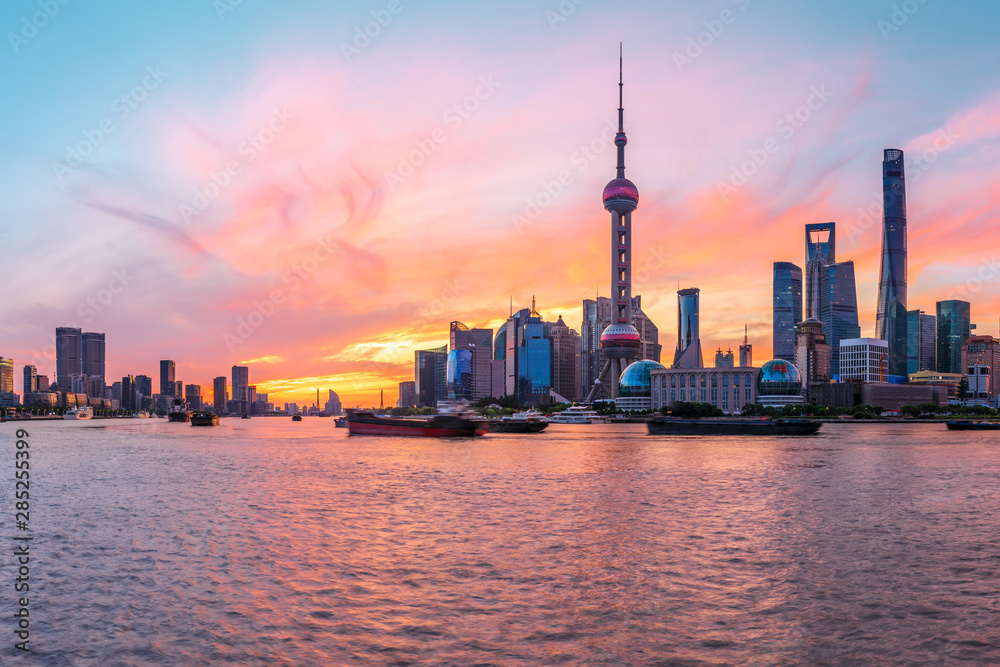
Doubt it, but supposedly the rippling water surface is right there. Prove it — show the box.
[2,419,999,665]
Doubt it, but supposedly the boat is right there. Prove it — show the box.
[548,405,609,424]
[241,414,251,419]
[648,417,821,436]
[347,410,487,437]
[334,417,347,428]
[132,411,151,419]
[190,411,220,426]
[63,406,93,420]
[489,409,549,433]
[292,414,303,422]
[168,408,191,422]
[946,421,1000,430]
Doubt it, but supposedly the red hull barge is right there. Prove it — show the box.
[347,411,488,437]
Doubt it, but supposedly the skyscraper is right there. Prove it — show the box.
[135,375,153,406]
[446,348,473,400]
[81,332,106,379]
[826,261,861,377]
[547,315,581,402]
[581,295,659,401]
[23,365,37,395]
[876,149,908,379]
[185,384,203,411]
[415,346,447,407]
[936,300,971,375]
[213,376,228,413]
[739,325,753,368]
[56,327,82,389]
[0,357,14,394]
[587,47,643,403]
[232,365,250,415]
[906,310,936,375]
[121,375,136,411]
[772,262,803,362]
[804,223,835,321]
[673,288,703,369]
[516,301,552,406]
[450,321,494,400]
[160,360,176,396]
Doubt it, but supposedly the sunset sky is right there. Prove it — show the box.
[2,0,1000,406]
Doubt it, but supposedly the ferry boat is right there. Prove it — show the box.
[291,414,303,422]
[132,411,152,419]
[547,405,608,424]
[190,411,220,426]
[63,406,93,420]
[347,407,487,437]
[946,420,1000,431]
[489,409,549,433]
[334,417,347,428]
[648,417,821,436]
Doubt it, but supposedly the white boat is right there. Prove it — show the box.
[547,405,608,424]
[132,411,151,419]
[505,409,546,422]
[63,406,93,420]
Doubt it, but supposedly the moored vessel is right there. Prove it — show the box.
[489,409,549,433]
[946,420,1000,430]
[292,414,303,422]
[63,406,94,420]
[168,409,191,423]
[648,417,821,436]
[347,410,487,437]
[548,405,609,424]
[190,411,220,426]
[334,417,347,428]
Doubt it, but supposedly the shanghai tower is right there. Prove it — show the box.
[585,46,642,403]
[875,149,908,380]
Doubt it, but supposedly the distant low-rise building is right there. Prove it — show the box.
[961,335,999,403]
[651,366,760,415]
[908,370,964,399]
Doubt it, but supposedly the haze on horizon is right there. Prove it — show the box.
[2,0,999,406]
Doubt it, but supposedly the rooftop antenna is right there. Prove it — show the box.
[510,295,513,318]
[744,323,748,345]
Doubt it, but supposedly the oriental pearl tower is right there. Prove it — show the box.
[586,45,642,403]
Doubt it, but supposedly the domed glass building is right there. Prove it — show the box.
[756,359,805,407]
[616,359,667,411]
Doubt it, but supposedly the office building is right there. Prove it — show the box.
[961,335,1000,402]
[826,261,862,377]
[397,381,416,408]
[795,319,830,404]
[185,384,203,411]
[0,357,14,394]
[839,338,888,384]
[714,349,734,368]
[906,310,936,375]
[121,375,136,411]
[936,300,971,375]
[804,223,835,321]
[81,332,106,379]
[415,346,447,407]
[447,348,473,400]
[231,365,250,415]
[135,375,153,407]
[673,288,703,369]
[547,315,581,402]
[450,321,494,400]
[56,327,83,389]
[160,360,176,396]
[325,390,342,415]
[875,149,908,352]
[739,326,753,368]
[213,376,228,413]
[908,370,964,400]
[772,262,803,362]
[23,365,37,395]
[515,301,552,406]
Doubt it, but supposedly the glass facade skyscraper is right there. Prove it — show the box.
[415,346,447,407]
[772,262,802,363]
[876,149,908,379]
[804,223,835,321]
[160,360,176,396]
[826,261,861,378]
[446,349,473,400]
[936,300,971,375]
[82,332,106,379]
[673,288,703,369]
[56,326,82,389]
[906,310,936,375]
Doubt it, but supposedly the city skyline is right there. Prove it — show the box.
[3,1,1000,406]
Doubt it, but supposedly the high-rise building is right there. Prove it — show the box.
[172,380,183,397]
[826,261,861,378]
[232,365,250,415]
[505,308,532,397]
[673,288,703,369]
[795,319,830,404]
[961,336,1000,402]
[185,384,203,411]
[839,338,888,384]
[325,390,342,415]
[213,376,228,413]
[804,223,835,320]
[23,365,37,395]
[111,381,122,404]
[739,325,753,368]
[876,149,908,379]
[772,262,803,363]
[515,301,552,407]
[450,321,494,400]
[415,346,447,407]
[547,315,581,402]
[121,375,136,411]
[588,47,643,403]
[581,295,659,401]
[160,360,176,396]
[135,375,153,407]
[0,357,14,394]
[37,375,49,392]
[81,332,106,379]
[56,327,83,389]
[397,381,416,408]
[906,310,936,375]
[936,300,971,375]
[446,349,473,400]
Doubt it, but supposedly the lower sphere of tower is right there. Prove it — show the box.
[600,323,641,360]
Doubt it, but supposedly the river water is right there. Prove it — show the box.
[1,419,998,665]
